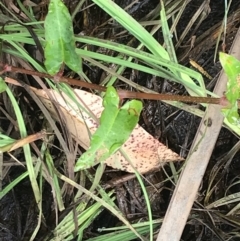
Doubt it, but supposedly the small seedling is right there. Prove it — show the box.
[44,0,82,76]
[74,86,143,171]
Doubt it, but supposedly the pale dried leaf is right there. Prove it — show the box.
[34,88,182,173]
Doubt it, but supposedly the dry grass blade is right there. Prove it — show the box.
[179,8,240,63]
[156,27,240,241]
[1,130,46,153]
[175,0,211,49]
[204,140,240,206]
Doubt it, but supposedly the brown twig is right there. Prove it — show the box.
[0,63,235,108]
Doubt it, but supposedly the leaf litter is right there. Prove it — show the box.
[33,87,182,173]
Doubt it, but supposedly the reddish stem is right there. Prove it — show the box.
[0,63,235,108]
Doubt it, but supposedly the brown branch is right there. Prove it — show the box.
[0,63,235,108]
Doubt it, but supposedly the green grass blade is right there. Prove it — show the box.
[92,0,169,59]
[121,148,153,241]
[5,85,41,206]
[55,171,144,240]
[0,172,29,199]
[45,149,65,211]
[160,1,178,64]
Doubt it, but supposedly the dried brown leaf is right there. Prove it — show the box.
[34,88,182,173]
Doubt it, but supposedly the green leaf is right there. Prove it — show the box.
[74,86,143,171]
[0,77,7,93]
[44,0,82,75]
[222,103,239,125]
[219,52,240,125]
[0,133,17,153]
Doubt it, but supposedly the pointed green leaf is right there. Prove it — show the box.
[74,86,143,171]
[219,52,240,125]
[44,0,82,75]
[0,77,7,93]
[0,133,16,153]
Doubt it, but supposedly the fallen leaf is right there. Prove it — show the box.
[34,87,182,173]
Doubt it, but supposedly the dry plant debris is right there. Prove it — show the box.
[33,87,182,173]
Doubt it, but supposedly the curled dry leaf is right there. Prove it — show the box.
[34,88,182,173]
